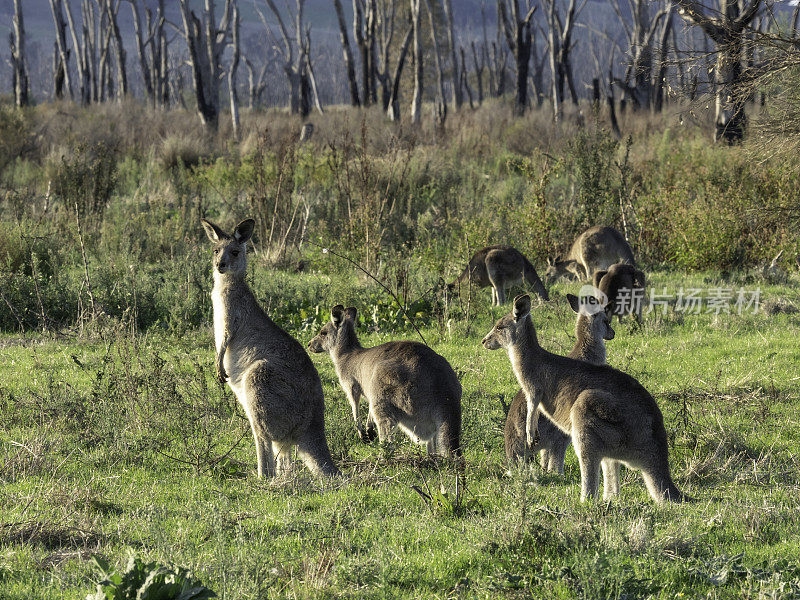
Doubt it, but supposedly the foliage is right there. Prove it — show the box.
[87,555,216,600]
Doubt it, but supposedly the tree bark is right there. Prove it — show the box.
[179,0,233,129]
[333,0,361,105]
[410,0,423,124]
[387,25,412,121]
[675,0,761,142]
[103,0,127,100]
[49,0,73,100]
[442,0,463,110]
[229,4,241,140]
[10,0,29,107]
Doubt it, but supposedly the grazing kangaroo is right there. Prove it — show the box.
[447,245,549,305]
[593,263,647,321]
[544,226,635,283]
[483,294,686,503]
[505,294,614,473]
[201,218,339,478]
[308,305,462,457]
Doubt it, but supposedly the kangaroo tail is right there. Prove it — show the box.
[438,402,462,459]
[523,258,549,301]
[297,416,340,477]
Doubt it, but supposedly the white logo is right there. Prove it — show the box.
[577,285,608,315]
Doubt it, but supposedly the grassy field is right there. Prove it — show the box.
[2,268,800,599]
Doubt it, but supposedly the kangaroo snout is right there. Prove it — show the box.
[482,335,497,349]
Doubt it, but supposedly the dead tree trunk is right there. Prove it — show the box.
[410,0,423,124]
[229,4,241,140]
[676,0,761,142]
[498,0,536,116]
[49,0,73,100]
[333,0,361,105]
[374,0,398,111]
[179,0,233,129]
[652,4,674,112]
[543,0,583,119]
[471,41,485,104]
[259,0,311,117]
[101,0,127,100]
[442,0,463,110]
[10,0,30,107]
[354,0,378,105]
[387,25,412,121]
[424,0,447,126]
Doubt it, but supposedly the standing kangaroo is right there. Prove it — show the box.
[483,294,686,503]
[447,245,549,306]
[308,305,462,457]
[593,263,646,321]
[505,294,614,472]
[544,226,635,283]
[201,218,339,478]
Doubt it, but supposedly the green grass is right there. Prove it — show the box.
[2,271,800,599]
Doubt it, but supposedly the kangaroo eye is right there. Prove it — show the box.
[321,331,328,336]
[495,325,505,331]
[214,248,220,254]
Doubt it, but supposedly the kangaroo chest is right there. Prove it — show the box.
[211,286,226,354]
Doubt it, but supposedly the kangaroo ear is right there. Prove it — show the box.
[566,293,581,314]
[344,307,358,322]
[331,305,345,327]
[233,219,255,243]
[512,294,531,321]
[592,270,608,288]
[201,218,228,243]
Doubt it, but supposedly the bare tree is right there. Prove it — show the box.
[333,0,361,105]
[229,4,241,140]
[471,41,486,104]
[49,0,73,100]
[354,0,379,105]
[442,0,463,109]
[497,0,536,115]
[178,0,234,128]
[258,0,312,117]
[410,0,423,124]
[542,0,584,120]
[424,0,447,125]
[10,0,30,107]
[387,24,412,120]
[102,0,127,100]
[675,0,761,142]
[609,0,672,110]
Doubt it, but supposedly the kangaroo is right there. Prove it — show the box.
[544,226,636,283]
[308,305,462,457]
[593,262,647,321]
[447,245,549,305]
[201,218,339,478]
[483,294,686,503]
[505,294,614,473]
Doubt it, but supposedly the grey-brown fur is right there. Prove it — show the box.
[544,226,636,283]
[484,294,686,503]
[448,245,549,305]
[308,306,462,457]
[201,218,339,478]
[505,294,614,473]
[593,263,646,321]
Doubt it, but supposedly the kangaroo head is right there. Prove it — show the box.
[482,294,531,350]
[308,305,358,354]
[543,258,578,284]
[567,293,615,342]
[201,218,255,277]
